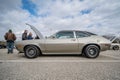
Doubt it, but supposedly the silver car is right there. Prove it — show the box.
[15,24,111,58]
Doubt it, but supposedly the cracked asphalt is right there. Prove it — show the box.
[0,49,120,80]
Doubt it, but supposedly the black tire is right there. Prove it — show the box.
[84,45,100,58]
[0,45,2,49]
[24,46,39,58]
[0,45,3,49]
[113,45,119,50]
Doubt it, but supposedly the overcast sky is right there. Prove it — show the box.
[0,0,120,41]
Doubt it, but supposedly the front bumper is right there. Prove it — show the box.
[15,43,25,53]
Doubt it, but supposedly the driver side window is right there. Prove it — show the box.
[56,31,74,39]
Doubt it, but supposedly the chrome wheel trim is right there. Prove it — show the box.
[26,47,37,58]
[86,45,99,58]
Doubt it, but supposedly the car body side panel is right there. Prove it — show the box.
[15,36,111,53]
[77,36,111,51]
[44,38,79,53]
[77,36,99,50]
[15,39,46,52]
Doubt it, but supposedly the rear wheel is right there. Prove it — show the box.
[84,45,100,58]
[24,46,39,58]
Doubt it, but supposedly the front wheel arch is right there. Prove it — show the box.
[24,45,41,53]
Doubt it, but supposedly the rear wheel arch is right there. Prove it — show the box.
[82,44,100,53]
[82,43,101,53]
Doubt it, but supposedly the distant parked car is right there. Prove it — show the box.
[111,38,120,50]
[15,24,111,58]
[0,41,6,49]
[103,35,120,50]
[110,43,120,50]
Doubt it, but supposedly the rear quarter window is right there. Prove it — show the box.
[76,31,89,38]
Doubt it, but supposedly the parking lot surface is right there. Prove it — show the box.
[0,49,120,80]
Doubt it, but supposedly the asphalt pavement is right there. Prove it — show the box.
[0,49,120,80]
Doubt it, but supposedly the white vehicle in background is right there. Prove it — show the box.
[110,36,120,50]
[103,34,120,50]
[111,44,120,50]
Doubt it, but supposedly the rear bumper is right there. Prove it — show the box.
[100,43,111,51]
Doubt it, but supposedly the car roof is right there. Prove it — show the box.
[58,30,85,32]
[57,30,96,35]
[58,30,84,32]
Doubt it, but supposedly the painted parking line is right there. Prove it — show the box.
[0,60,120,62]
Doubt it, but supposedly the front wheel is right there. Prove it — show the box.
[24,46,39,58]
[84,45,100,58]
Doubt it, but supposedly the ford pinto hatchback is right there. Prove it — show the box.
[15,24,111,58]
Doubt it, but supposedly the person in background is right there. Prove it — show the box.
[27,32,33,40]
[4,29,16,54]
[22,30,28,40]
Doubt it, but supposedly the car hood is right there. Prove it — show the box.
[26,23,44,39]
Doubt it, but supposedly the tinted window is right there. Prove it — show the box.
[56,31,74,39]
[84,31,96,35]
[76,31,89,38]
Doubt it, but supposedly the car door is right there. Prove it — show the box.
[45,31,79,52]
